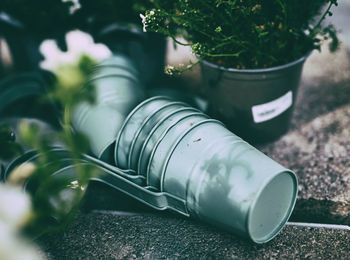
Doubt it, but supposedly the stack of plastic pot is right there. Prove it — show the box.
[112,96,298,243]
[72,55,145,160]
[70,55,298,243]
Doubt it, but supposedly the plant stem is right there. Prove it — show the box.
[311,2,335,35]
[168,35,192,46]
[205,52,242,57]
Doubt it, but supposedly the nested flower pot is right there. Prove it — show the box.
[200,54,309,143]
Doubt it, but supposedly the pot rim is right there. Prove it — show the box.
[138,106,200,177]
[114,96,171,167]
[127,101,188,170]
[200,51,312,74]
[246,169,298,243]
[146,112,209,187]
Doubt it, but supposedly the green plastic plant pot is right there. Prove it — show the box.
[200,54,309,143]
[72,104,125,157]
[114,96,171,169]
[90,55,144,115]
[72,55,144,158]
[138,107,201,178]
[157,117,297,243]
[186,138,298,243]
[128,101,188,171]
[160,119,239,195]
[94,54,139,75]
[146,113,209,189]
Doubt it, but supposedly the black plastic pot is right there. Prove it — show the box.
[95,23,166,87]
[200,54,309,143]
[0,71,60,128]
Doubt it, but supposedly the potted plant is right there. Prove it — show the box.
[142,0,339,142]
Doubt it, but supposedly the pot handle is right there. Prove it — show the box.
[92,166,189,217]
[4,148,189,217]
[83,154,189,216]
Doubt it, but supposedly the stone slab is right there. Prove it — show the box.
[260,104,350,225]
[38,212,350,259]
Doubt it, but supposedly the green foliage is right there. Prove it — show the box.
[17,122,97,237]
[49,54,96,108]
[7,55,100,238]
[144,0,339,71]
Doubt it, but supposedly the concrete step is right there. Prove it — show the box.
[38,212,350,259]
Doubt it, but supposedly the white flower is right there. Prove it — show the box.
[39,30,112,71]
[0,184,43,259]
[62,0,81,14]
[140,13,147,32]
[0,184,32,229]
[0,222,44,260]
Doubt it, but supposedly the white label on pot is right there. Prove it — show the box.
[252,91,292,123]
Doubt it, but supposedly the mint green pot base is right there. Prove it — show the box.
[248,171,296,243]
[185,137,297,243]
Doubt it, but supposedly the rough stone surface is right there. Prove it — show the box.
[38,212,350,260]
[260,104,350,225]
[332,1,350,50]
[290,44,350,130]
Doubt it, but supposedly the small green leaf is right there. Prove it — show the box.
[18,121,40,146]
